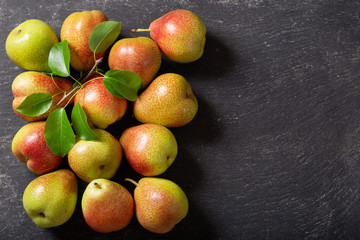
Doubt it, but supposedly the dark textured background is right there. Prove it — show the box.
[1,0,360,239]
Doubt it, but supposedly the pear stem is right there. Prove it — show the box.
[125,178,138,187]
[131,28,150,33]
[93,182,101,189]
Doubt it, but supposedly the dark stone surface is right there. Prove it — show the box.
[1,0,360,239]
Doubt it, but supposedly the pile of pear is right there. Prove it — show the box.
[7,9,206,234]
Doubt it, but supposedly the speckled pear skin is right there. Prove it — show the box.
[60,10,108,72]
[22,169,78,228]
[120,123,178,176]
[109,37,162,88]
[82,179,134,233]
[149,9,206,63]
[74,74,127,129]
[12,122,63,175]
[6,19,59,72]
[68,129,122,183]
[12,71,74,122]
[134,73,198,127]
[134,177,189,234]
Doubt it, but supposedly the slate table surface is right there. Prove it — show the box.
[1,0,360,239]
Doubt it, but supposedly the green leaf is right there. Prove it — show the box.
[89,21,121,53]
[48,40,70,77]
[16,93,53,116]
[103,70,143,101]
[71,103,99,141]
[45,108,75,157]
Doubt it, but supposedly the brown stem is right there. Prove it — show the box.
[81,57,104,84]
[93,182,101,189]
[56,85,80,106]
[125,178,138,187]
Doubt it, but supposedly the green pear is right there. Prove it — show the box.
[22,169,77,228]
[6,19,59,72]
[120,123,177,176]
[133,9,206,63]
[68,129,123,182]
[82,179,134,233]
[133,73,198,127]
[126,177,189,234]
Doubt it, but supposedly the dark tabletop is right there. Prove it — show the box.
[1,0,360,239]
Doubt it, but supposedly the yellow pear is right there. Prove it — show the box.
[68,129,122,182]
[127,177,189,233]
[22,169,77,228]
[134,73,198,127]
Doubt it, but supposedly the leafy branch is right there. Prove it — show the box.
[17,20,142,157]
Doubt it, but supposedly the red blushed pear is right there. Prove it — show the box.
[108,37,162,88]
[12,71,73,122]
[74,74,127,129]
[82,179,134,233]
[133,9,206,63]
[126,177,189,234]
[60,10,108,72]
[120,123,178,176]
[12,122,63,175]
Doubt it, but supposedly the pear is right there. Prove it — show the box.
[6,19,59,72]
[133,9,206,63]
[108,37,162,88]
[68,129,122,182]
[12,122,63,175]
[22,169,78,228]
[133,73,198,127]
[126,177,189,234]
[60,10,108,72]
[120,123,178,176]
[74,74,127,129]
[12,71,73,122]
[82,179,134,233]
